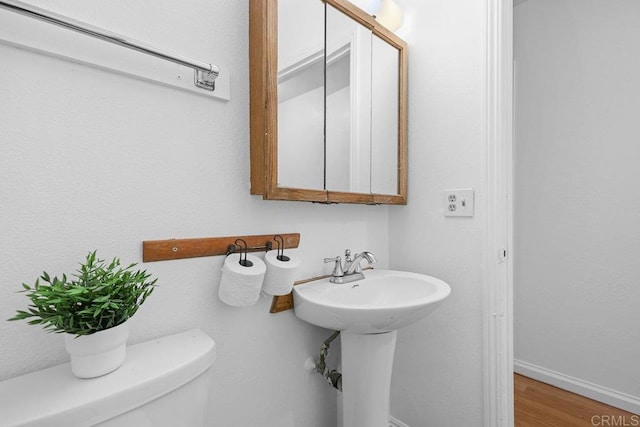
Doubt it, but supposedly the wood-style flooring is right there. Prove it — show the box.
[515,374,638,427]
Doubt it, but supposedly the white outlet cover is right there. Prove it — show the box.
[443,189,475,217]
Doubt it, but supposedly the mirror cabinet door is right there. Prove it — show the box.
[370,33,400,195]
[325,3,372,194]
[277,0,325,191]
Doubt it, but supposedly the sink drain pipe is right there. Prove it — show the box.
[315,330,342,391]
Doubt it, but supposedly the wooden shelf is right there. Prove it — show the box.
[143,233,300,262]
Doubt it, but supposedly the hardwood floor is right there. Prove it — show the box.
[515,374,638,427]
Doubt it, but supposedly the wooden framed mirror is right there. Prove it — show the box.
[250,0,407,204]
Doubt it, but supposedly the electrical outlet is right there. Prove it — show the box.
[443,189,474,217]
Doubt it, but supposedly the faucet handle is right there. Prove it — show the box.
[323,256,344,277]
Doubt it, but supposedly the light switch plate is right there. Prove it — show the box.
[443,189,475,217]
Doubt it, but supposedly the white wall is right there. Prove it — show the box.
[388,0,488,425]
[0,1,391,426]
[515,0,640,406]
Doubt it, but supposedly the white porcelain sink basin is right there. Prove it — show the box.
[293,269,451,334]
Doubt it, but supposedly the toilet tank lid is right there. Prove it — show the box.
[0,328,216,427]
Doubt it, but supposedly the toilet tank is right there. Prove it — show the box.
[0,329,216,427]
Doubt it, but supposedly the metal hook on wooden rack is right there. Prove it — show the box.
[274,235,290,262]
[233,239,253,267]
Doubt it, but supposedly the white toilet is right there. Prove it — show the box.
[0,329,216,427]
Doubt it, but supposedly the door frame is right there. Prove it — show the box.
[483,0,514,425]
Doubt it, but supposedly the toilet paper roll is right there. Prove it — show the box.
[218,254,266,307]
[262,250,301,296]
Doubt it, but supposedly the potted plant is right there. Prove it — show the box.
[9,251,157,378]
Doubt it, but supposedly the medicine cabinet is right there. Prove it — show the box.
[250,0,407,204]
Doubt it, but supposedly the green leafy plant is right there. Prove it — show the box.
[8,251,157,336]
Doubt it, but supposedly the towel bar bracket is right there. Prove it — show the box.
[194,69,216,91]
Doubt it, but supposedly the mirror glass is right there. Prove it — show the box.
[325,4,400,195]
[277,0,325,190]
[370,34,400,195]
[325,4,372,193]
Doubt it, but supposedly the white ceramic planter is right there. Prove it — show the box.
[64,322,129,378]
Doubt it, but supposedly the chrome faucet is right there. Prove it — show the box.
[344,250,377,274]
[324,249,376,284]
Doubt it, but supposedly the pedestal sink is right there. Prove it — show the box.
[293,269,451,427]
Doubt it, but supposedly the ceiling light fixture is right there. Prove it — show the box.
[374,0,404,32]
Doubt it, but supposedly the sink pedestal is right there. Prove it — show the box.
[293,269,451,425]
[341,331,397,427]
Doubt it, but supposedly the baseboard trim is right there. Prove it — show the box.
[514,359,640,415]
[389,415,410,427]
